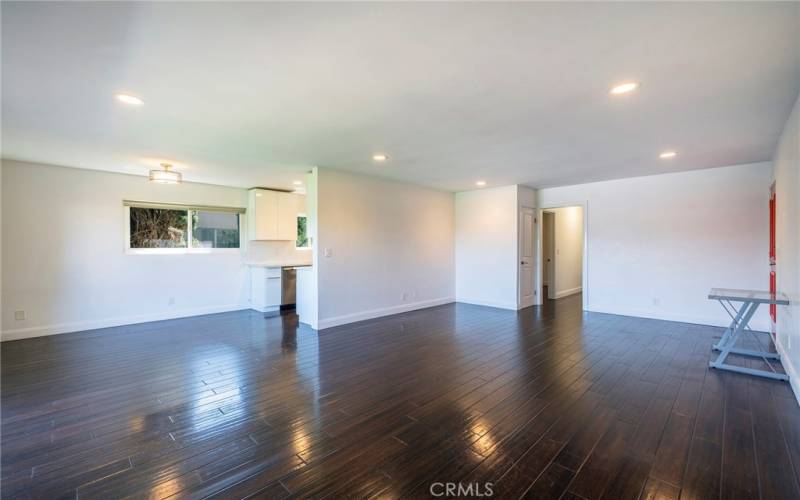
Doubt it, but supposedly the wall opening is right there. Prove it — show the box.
[538,205,585,305]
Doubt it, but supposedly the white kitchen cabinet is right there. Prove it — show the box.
[277,191,299,241]
[247,189,301,241]
[250,266,282,313]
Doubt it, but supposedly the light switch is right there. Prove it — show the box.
[324,248,333,258]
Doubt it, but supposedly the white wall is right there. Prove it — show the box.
[546,206,583,298]
[315,169,454,329]
[773,92,800,401]
[517,185,535,208]
[455,185,520,309]
[538,162,772,330]
[1,160,250,340]
[247,240,311,264]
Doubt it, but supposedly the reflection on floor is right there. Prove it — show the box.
[2,295,799,498]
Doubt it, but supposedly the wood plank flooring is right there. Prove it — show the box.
[2,294,799,499]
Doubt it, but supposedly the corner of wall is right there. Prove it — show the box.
[776,335,800,407]
[771,90,800,406]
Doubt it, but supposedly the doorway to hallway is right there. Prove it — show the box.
[538,205,585,304]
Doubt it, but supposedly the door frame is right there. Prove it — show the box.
[534,201,589,310]
[542,211,556,299]
[518,205,537,308]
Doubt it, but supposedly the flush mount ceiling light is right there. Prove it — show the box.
[293,180,303,186]
[609,82,639,95]
[149,163,182,184]
[372,154,388,162]
[115,93,144,106]
[475,180,487,187]
[659,151,678,159]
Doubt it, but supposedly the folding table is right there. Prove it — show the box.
[708,288,790,381]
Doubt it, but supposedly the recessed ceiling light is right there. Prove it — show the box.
[475,180,487,187]
[609,82,639,95]
[293,180,303,186]
[659,151,677,159]
[115,94,144,106]
[372,154,388,161]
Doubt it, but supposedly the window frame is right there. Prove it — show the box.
[296,213,311,250]
[124,204,245,255]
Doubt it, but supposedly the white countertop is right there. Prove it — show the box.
[245,260,312,268]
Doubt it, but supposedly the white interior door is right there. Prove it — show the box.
[519,207,536,308]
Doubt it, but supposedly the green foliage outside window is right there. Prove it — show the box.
[130,208,188,248]
[297,215,309,248]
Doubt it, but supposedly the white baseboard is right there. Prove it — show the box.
[317,297,455,330]
[454,297,520,311]
[1,304,250,341]
[252,305,280,314]
[554,286,582,299]
[775,336,800,407]
[299,317,319,330]
[584,305,771,333]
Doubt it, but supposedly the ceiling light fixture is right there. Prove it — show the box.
[659,151,677,159]
[609,82,639,95]
[149,163,182,184]
[293,180,303,186]
[115,93,144,106]
[476,180,487,187]
[372,154,388,161]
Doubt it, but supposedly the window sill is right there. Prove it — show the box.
[125,248,242,255]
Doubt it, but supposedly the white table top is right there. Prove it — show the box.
[708,288,790,305]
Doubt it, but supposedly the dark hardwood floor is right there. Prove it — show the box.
[2,295,800,499]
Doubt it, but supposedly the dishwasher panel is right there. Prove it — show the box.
[281,267,297,306]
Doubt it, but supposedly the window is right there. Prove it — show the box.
[296,215,309,248]
[129,207,188,248]
[125,201,243,253]
[193,211,240,249]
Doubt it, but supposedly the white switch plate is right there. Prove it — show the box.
[14,310,26,321]
[324,248,333,258]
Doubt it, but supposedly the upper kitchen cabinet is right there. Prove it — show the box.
[276,191,299,240]
[247,189,303,241]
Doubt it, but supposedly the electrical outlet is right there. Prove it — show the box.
[401,292,408,301]
[14,310,26,321]
[411,291,417,300]
[168,297,175,306]
[653,298,660,307]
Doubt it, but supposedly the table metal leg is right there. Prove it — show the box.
[708,300,789,381]
[713,299,747,351]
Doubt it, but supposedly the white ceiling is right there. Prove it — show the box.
[2,2,799,191]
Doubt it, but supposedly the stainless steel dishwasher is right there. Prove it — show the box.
[281,267,297,308]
